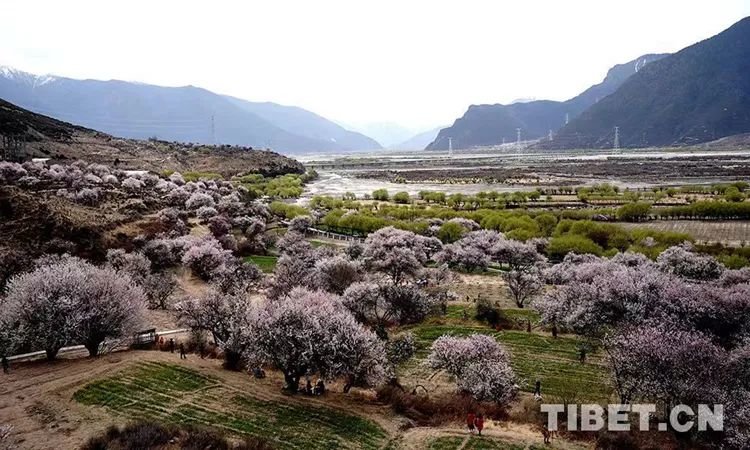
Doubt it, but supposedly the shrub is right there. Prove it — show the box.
[437,221,466,243]
[393,191,410,204]
[372,189,389,201]
[547,235,604,260]
[616,202,652,222]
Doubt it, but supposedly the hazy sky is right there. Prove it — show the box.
[1,1,748,130]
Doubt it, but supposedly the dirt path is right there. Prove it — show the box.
[398,423,588,449]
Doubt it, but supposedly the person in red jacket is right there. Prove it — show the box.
[466,412,476,433]
[474,413,485,436]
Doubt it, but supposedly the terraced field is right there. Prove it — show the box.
[405,317,611,401]
[74,362,387,449]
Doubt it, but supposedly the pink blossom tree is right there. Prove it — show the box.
[4,257,146,358]
[176,289,254,370]
[362,227,437,285]
[243,288,390,392]
[657,245,725,281]
[181,236,233,280]
[313,255,363,295]
[342,282,435,338]
[427,334,517,404]
[504,268,544,308]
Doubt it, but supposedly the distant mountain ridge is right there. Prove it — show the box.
[394,127,444,150]
[0,66,381,154]
[543,16,750,148]
[426,53,668,150]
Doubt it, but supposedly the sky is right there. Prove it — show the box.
[1,1,749,131]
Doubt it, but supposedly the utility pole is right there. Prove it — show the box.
[211,115,216,145]
[613,126,620,150]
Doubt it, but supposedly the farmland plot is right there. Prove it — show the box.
[619,220,750,246]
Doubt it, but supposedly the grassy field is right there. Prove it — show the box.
[428,436,549,450]
[244,255,278,273]
[74,362,387,449]
[619,220,750,245]
[405,310,611,401]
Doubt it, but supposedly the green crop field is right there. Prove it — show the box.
[74,362,387,449]
[244,255,278,273]
[406,322,611,401]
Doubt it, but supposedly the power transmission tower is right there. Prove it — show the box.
[613,126,620,150]
[210,115,216,145]
[516,128,521,150]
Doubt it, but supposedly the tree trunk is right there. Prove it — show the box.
[343,375,354,393]
[552,325,558,338]
[45,347,60,360]
[85,339,102,357]
[223,350,243,371]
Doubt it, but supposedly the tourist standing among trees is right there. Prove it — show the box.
[475,414,485,436]
[466,412,476,434]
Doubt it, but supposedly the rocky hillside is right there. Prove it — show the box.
[0,67,380,153]
[545,16,750,149]
[0,98,304,177]
[426,53,667,150]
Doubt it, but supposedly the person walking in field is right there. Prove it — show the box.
[533,379,542,400]
[1,356,9,374]
[466,412,476,434]
[169,338,175,353]
[474,414,485,436]
[179,343,187,360]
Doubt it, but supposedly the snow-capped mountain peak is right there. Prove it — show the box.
[0,65,57,86]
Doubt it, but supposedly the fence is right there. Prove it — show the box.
[7,328,189,363]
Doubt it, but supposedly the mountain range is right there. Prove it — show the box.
[544,16,750,148]
[0,67,381,154]
[431,16,750,150]
[426,53,668,150]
